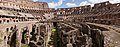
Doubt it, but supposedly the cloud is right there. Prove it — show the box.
[79,0,120,7]
[48,0,64,8]
[32,0,38,2]
[108,0,120,3]
[79,1,94,7]
[88,0,120,4]
[66,3,77,7]
[72,0,75,2]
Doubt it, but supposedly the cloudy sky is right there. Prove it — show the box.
[32,0,120,8]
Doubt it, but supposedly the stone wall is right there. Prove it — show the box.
[55,1,120,26]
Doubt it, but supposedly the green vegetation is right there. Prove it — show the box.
[21,44,29,47]
[48,41,53,45]
[24,33,27,40]
[52,28,56,32]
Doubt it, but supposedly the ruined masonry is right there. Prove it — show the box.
[0,0,120,47]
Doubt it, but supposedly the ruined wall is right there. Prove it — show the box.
[0,22,54,47]
[56,22,107,47]
[0,0,55,47]
[0,0,32,2]
[56,1,120,26]
[0,0,49,10]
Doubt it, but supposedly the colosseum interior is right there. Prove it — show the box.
[0,0,120,47]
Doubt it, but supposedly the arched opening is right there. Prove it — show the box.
[3,19,6,22]
[29,42,37,47]
[10,31,16,47]
[108,21,111,25]
[30,25,37,42]
[16,20,18,22]
[0,20,2,24]
[10,27,13,30]
[21,29,28,44]
[7,20,9,23]
[4,36,6,40]
[6,28,9,31]
[13,20,15,22]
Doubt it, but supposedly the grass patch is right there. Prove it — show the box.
[21,43,29,47]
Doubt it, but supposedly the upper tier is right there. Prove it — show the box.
[0,0,32,1]
[0,0,49,10]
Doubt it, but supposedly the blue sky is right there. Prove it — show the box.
[33,0,120,8]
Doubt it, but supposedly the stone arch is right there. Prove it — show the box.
[10,31,16,47]
[6,28,9,32]
[10,26,13,30]
[0,20,2,24]
[4,36,6,40]
[21,27,28,44]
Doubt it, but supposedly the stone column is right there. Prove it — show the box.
[16,26,22,47]
[27,24,32,44]
[4,36,7,47]
[67,43,73,47]
[44,23,47,47]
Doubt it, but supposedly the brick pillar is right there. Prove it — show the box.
[27,24,32,44]
[67,43,73,47]
[4,36,8,47]
[16,27,22,47]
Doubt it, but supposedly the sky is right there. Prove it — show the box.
[32,0,120,8]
